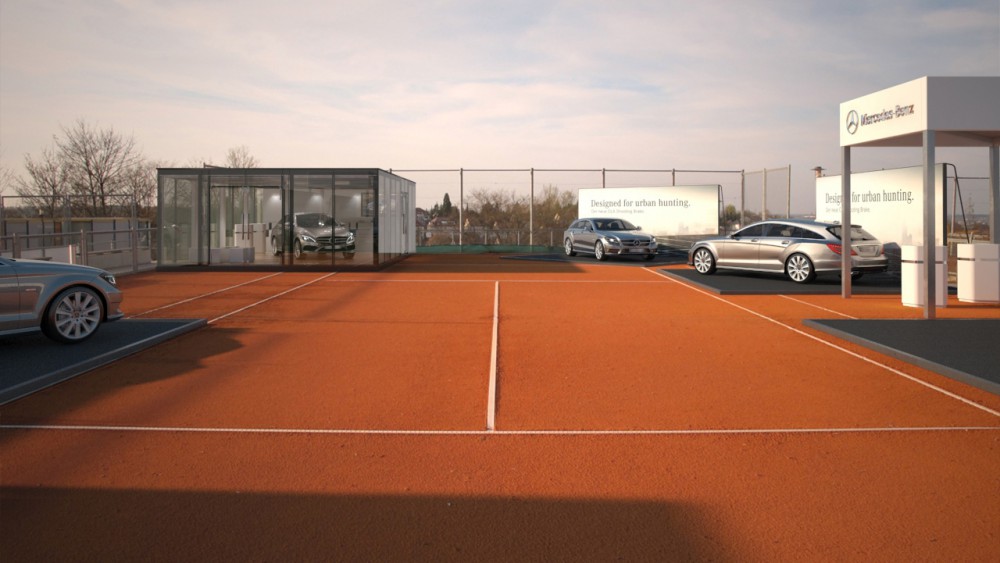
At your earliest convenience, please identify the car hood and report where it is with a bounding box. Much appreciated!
[298,225,348,236]
[599,230,655,240]
[9,258,109,276]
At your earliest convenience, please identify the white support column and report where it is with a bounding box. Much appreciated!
[990,144,999,244]
[923,130,937,319]
[841,146,852,298]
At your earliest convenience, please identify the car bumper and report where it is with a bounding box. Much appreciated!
[105,290,125,322]
[303,242,356,252]
[605,243,658,256]
[814,256,889,273]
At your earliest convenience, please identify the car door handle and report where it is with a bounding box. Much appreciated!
[781,240,791,245]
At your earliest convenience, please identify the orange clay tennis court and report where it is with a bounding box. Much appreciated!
[3,254,999,561]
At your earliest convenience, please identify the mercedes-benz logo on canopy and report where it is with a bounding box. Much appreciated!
[846,110,859,135]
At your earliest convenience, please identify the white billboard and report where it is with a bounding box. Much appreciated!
[577,186,719,237]
[815,165,945,247]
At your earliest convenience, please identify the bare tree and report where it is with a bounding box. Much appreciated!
[16,146,70,217]
[55,120,143,216]
[118,158,163,221]
[224,145,259,168]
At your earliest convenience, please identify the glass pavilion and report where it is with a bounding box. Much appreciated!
[157,168,415,269]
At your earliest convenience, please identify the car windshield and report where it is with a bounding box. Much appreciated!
[594,219,638,231]
[297,214,336,228]
[828,225,877,241]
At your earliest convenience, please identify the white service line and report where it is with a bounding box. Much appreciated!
[648,269,1000,418]
[329,279,663,284]
[779,294,857,319]
[208,272,338,324]
[487,281,500,430]
[128,272,285,318]
[2,424,997,436]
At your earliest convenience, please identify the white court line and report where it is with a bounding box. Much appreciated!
[128,272,285,318]
[648,269,1000,418]
[2,424,997,436]
[487,281,500,431]
[329,279,663,283]
[779,294,857,319]
[208,273,338,324]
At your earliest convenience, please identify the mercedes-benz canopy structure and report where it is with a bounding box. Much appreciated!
[838,76,1000,319]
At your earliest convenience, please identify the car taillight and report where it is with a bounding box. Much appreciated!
[826,243,857,256]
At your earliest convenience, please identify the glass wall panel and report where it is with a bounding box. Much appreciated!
[207,174,252,264]
[334,173,375,266]
[159,174,197,265]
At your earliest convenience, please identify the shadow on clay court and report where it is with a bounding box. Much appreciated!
[1,487,729,562]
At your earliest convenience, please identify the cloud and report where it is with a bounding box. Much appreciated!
[2,0,998,212]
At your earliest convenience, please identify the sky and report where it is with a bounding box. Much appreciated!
[1,0,998,213]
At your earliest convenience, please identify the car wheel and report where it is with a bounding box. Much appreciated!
[692,248,716,274]
[271,237,281,256]
[564,238,577,257]
[785,253,816,283]
[342,252,355,260]
[42,286,104,343]
[851,272,864,281]
[644,252,656,261]
[293,239,303,259]
[594,241,607,261]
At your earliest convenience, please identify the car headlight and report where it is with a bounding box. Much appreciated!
[100,273,117,287]
[604,236,620,244]
[347,232,355,244]
[301,234,316,244]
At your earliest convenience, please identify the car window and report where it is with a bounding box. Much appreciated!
[827,225,876,241]
[762,224,792,237]
[735,224,765,237]
[792,227,824,239]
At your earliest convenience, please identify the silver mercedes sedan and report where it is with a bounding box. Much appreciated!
[0,257,124,343]
[564,218,659,261]
[687,219,888,283]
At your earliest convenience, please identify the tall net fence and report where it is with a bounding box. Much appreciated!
[395,167,786,251]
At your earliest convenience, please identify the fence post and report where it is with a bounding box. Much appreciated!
[13,233,20,258]
[80,229,89,266]
[762,168,768,221]
[132,226,139,274]
[786,164,792,218]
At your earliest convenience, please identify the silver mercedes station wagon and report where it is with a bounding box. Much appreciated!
[0,257,124,343]
[564,218,658,261]
[687,219,888,283]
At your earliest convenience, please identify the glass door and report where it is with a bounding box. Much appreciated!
[208,174,281,266]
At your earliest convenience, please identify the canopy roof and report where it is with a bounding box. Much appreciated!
[840,76,1000,148]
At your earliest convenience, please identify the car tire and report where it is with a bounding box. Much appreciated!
[293,239,303,259]
[564,238,577,257]
[851,272,864,281]
[785,253,816,283]
[644,252,656,261]
[594,241,607,261]
[271,237,281,256]
[692,247,716,274]
[42,286,105,343]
